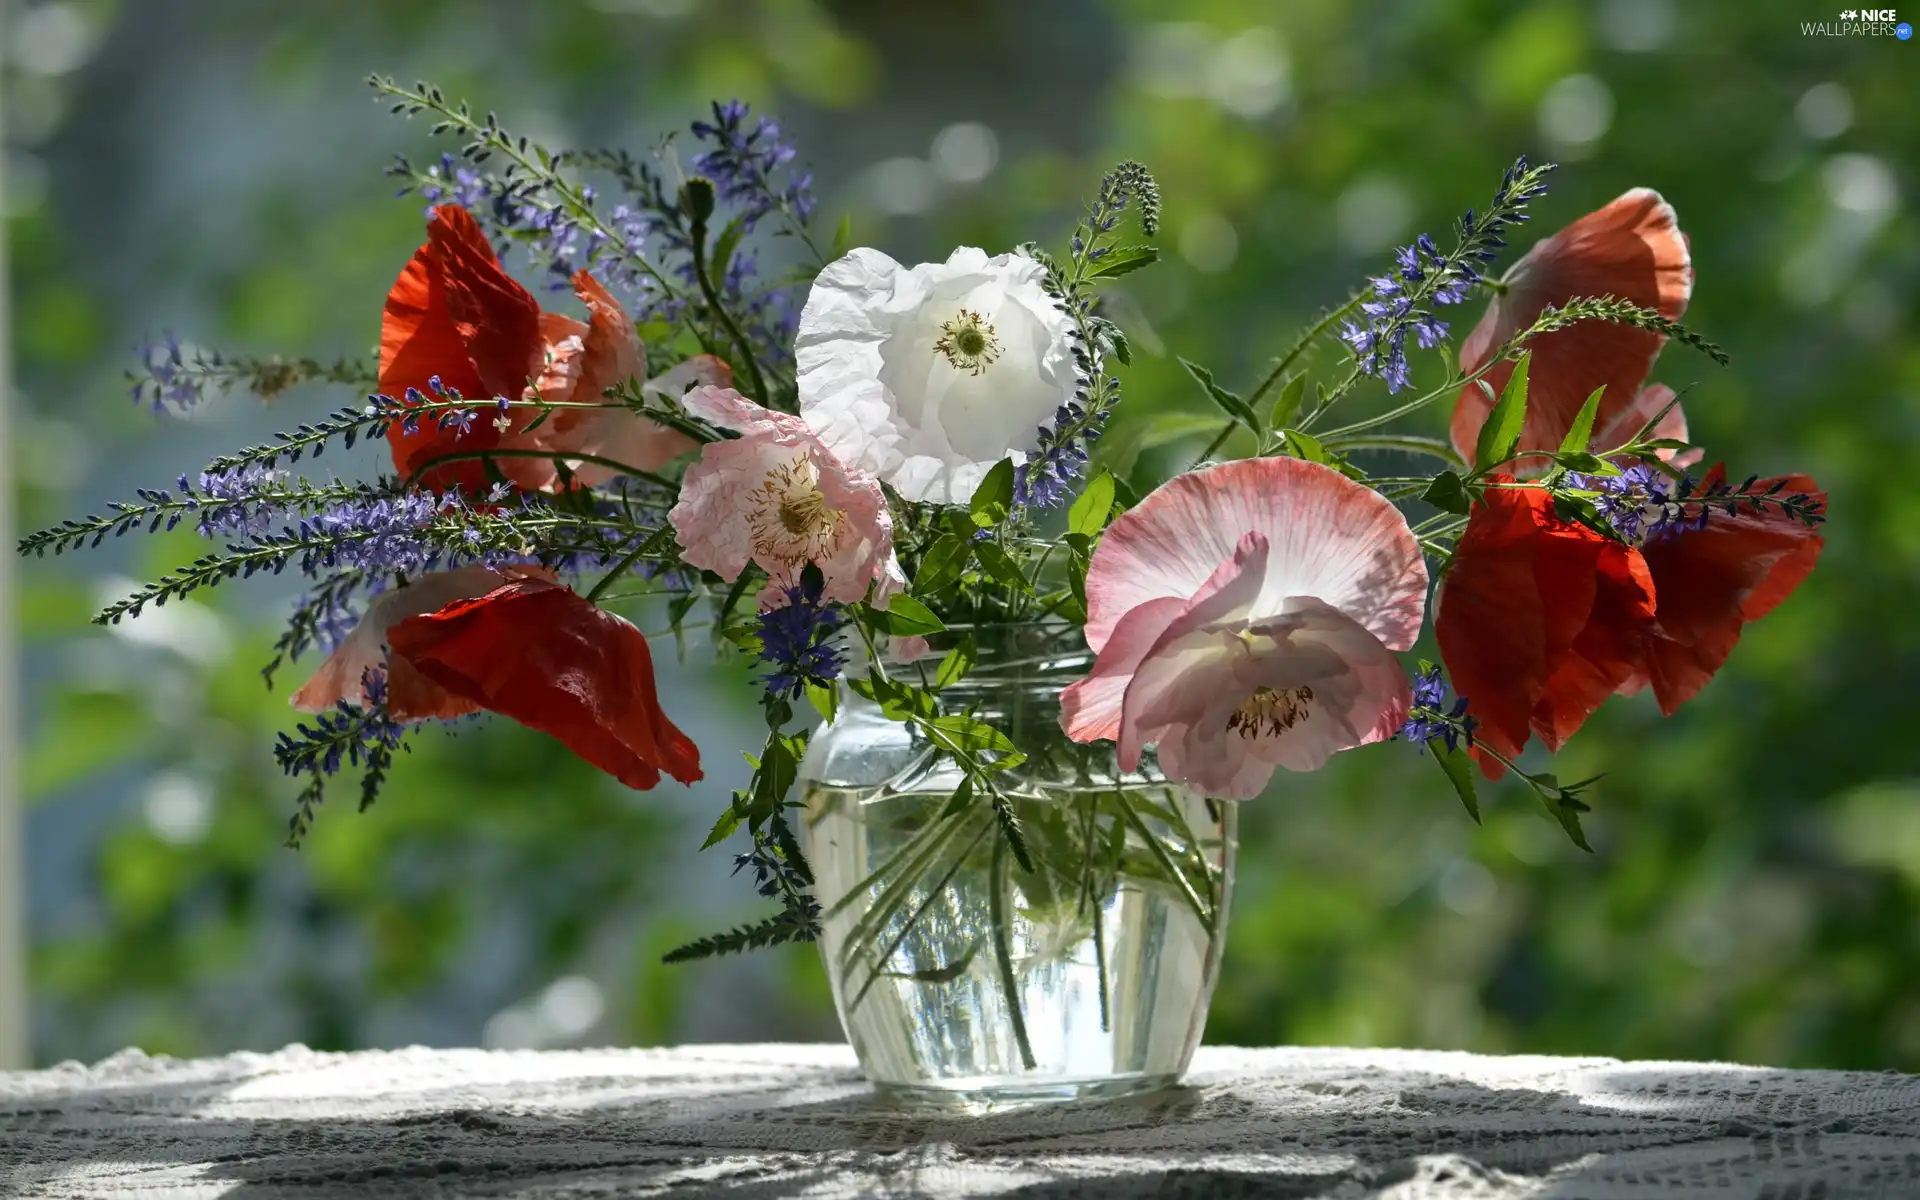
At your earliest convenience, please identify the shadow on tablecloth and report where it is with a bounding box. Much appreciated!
[4,1046,1918,1198]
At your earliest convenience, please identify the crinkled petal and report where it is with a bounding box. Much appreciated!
[1060,595,1190,746]
[797,246,1077,504]
[429,205,544,403]
[1084,456,1427,653]
[382,206,542,494]
[1116,532,1272,772]
[1436,478,1654,778]
[1621,465,1825,714]
[292,567,513,721]
[1451,189,1693,466]
[388,576,701,789]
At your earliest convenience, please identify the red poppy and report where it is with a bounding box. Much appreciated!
[379,205,704,495]
[1450,188,1696,467]
[1617,465,1825,715]
[1435,478,1655,778]
[387,575,702,789]
[381,205,544,494]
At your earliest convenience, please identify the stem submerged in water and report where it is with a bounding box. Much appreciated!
[989,835,1038,1072]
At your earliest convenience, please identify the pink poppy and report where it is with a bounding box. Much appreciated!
[667,385,903,609]
[1061,457,1428,799]
[1449,189,1698,470]
[291,566,550,721]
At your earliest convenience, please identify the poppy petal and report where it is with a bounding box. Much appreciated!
[426,206,543,403]
[388,577,702,789]
[1082,456,1427,654]
[1451,189,1693,465]
[1587,384,1698,467]
[1436,479,1654,777]
[292,567,513,721]
[1623,465,1825,714]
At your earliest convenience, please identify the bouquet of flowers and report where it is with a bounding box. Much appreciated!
[23,80,1826,985]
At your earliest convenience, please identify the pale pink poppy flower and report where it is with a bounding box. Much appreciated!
[292,566,550,721]
[888,635,933,665]
[667,385,903,609]
[1060,457,1428,799]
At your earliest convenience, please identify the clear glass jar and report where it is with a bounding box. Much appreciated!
[798,623,1237,1106]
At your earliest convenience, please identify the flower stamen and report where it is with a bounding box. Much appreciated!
[934,309,1002,376]
[1227,685,1314,739]
[750,454,843,564]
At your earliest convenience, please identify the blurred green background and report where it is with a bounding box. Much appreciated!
[6,0,1917,1070]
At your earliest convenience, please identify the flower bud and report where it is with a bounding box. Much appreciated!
[679,176,717,224]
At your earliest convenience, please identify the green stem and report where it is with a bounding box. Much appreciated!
[583,542,652,603]
[405,447,681,493]
[1322,435,1467,468]
[1293,365,1364,432]
[847,820,991,1014]
[1114,791,1214,937]
[690,220,773,410]
[1250,291,1368,407]
[376,80,685,300]
[989,834,1038,1072]
[1187,292,1369,468]
[1189,423,1237,470]
[821,806,966,924]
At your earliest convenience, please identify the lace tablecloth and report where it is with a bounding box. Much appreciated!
[3,1043,1916,1198]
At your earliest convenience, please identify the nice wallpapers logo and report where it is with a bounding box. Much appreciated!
[1804,7,1913,36]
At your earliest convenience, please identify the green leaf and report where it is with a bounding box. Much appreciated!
[831,212,854,258]
[1180,358,1259,430]
[1626,387,1685,446]
[972,542,1031,591]
[747,734,801,823]
[1552,451,1615,475]
[1107,325,1132,367]
[805,681,839,724]
[1065,532,1093,612]
[928,714,1021,759]
[1279,427,1331,463]
[700,803,743,849]
[1528,772,1595,852]
[709,215,749,290]
[1421,470,1472,515]
[1268,373,1307,432]
[1551,492,1610,535]
[851,669,937,722]
[1474,353,1530,471]
[1067,470,1115,537]
[934,635,977,688]
[1098,410,1222,473]
[1277,429,1362,478]
[1088,245,1159,279]
[1558,385,1607,456]
[969,458,1017,527]
[1433,744,1481,824]
[939,776,977,819]
[913,534,972,594]
[880,594,946,636]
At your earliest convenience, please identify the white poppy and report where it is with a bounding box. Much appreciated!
[796,246,1078,505]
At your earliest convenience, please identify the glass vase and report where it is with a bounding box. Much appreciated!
[798,623,1237,1106]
